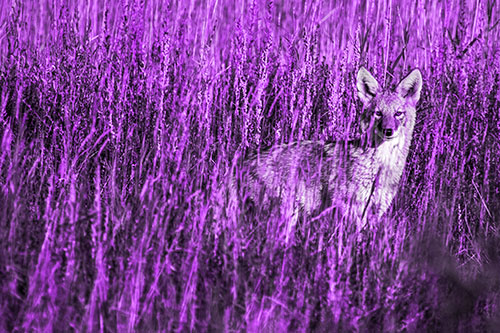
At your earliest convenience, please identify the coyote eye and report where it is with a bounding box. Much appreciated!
[395,111,404,117]
[375,111,383,117]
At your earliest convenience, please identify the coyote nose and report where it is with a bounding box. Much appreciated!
[383,129,393,137]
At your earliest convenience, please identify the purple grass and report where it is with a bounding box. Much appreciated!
[1,0,500,331]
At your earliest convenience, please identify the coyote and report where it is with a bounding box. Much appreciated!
[230,67,422,232]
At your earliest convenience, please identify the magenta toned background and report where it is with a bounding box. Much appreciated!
[0,0,499,331]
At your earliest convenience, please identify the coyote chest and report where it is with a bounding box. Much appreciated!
[341,134,410,220]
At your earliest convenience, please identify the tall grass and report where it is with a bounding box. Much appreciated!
[0,0,499,331]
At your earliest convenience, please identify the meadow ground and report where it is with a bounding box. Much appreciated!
[0,0,500,331]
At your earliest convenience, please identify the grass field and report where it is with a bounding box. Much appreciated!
[1,0,499,331]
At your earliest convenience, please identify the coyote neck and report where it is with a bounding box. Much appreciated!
[340,114,415,219]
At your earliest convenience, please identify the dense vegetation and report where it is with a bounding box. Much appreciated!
[0,0,499,331]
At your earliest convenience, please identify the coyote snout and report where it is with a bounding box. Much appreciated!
[229,67,423,233]
[376,111,401,139]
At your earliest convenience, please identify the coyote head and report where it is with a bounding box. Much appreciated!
[357,67,422,141]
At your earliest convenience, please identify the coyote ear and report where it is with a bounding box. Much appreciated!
[357,67,379,105]
[397,69,422,106]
